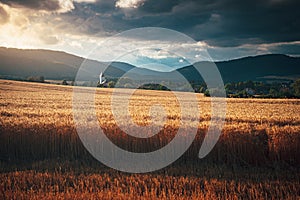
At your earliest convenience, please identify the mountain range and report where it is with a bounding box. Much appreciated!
[0,47,299,83]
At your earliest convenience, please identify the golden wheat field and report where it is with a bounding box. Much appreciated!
[0,79,300,199]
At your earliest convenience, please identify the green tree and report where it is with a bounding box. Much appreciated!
[62,80,68,85]
[199,86,206,93]
[269,88,277,97]
[293,79,300,97]
[204,89,210,97]
[27,76,44,83]
[107,81,115,88]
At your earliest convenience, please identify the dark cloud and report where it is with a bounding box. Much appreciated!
[0,4,9,24]
[90,0,116,13]
[201,0,300,46]
[1,0,73,11]
[132,0,300,47]
[60,2,120,35]
[69,0,296,48]
[98,0,300,47]
[0,0,62,11]
[139,0,181,13]
[65,0,212,36]
[25,0,299,50]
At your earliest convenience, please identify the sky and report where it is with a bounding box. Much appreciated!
[0,0,299,69]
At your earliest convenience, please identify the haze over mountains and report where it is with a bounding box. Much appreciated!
[0,47,299,83]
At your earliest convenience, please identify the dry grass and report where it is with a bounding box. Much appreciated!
[1,170,299,200]
[0,80,300,199]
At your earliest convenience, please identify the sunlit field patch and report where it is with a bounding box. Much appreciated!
[0,80,299,199]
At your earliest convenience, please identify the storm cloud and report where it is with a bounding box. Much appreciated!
[0,0,299,60]
[0,0,74,13]
[53,0,300,48]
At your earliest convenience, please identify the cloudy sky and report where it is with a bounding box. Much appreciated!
[0,0,299,67]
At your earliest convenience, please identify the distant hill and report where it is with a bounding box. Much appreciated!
[219,54,300,82]
[0,47,299,83]
[177,54,300,83]
[0,47,85,80]
[0,47,134,80]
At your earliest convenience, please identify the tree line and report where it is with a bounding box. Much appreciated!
[96,77,300,98]
[22,75,300,98]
